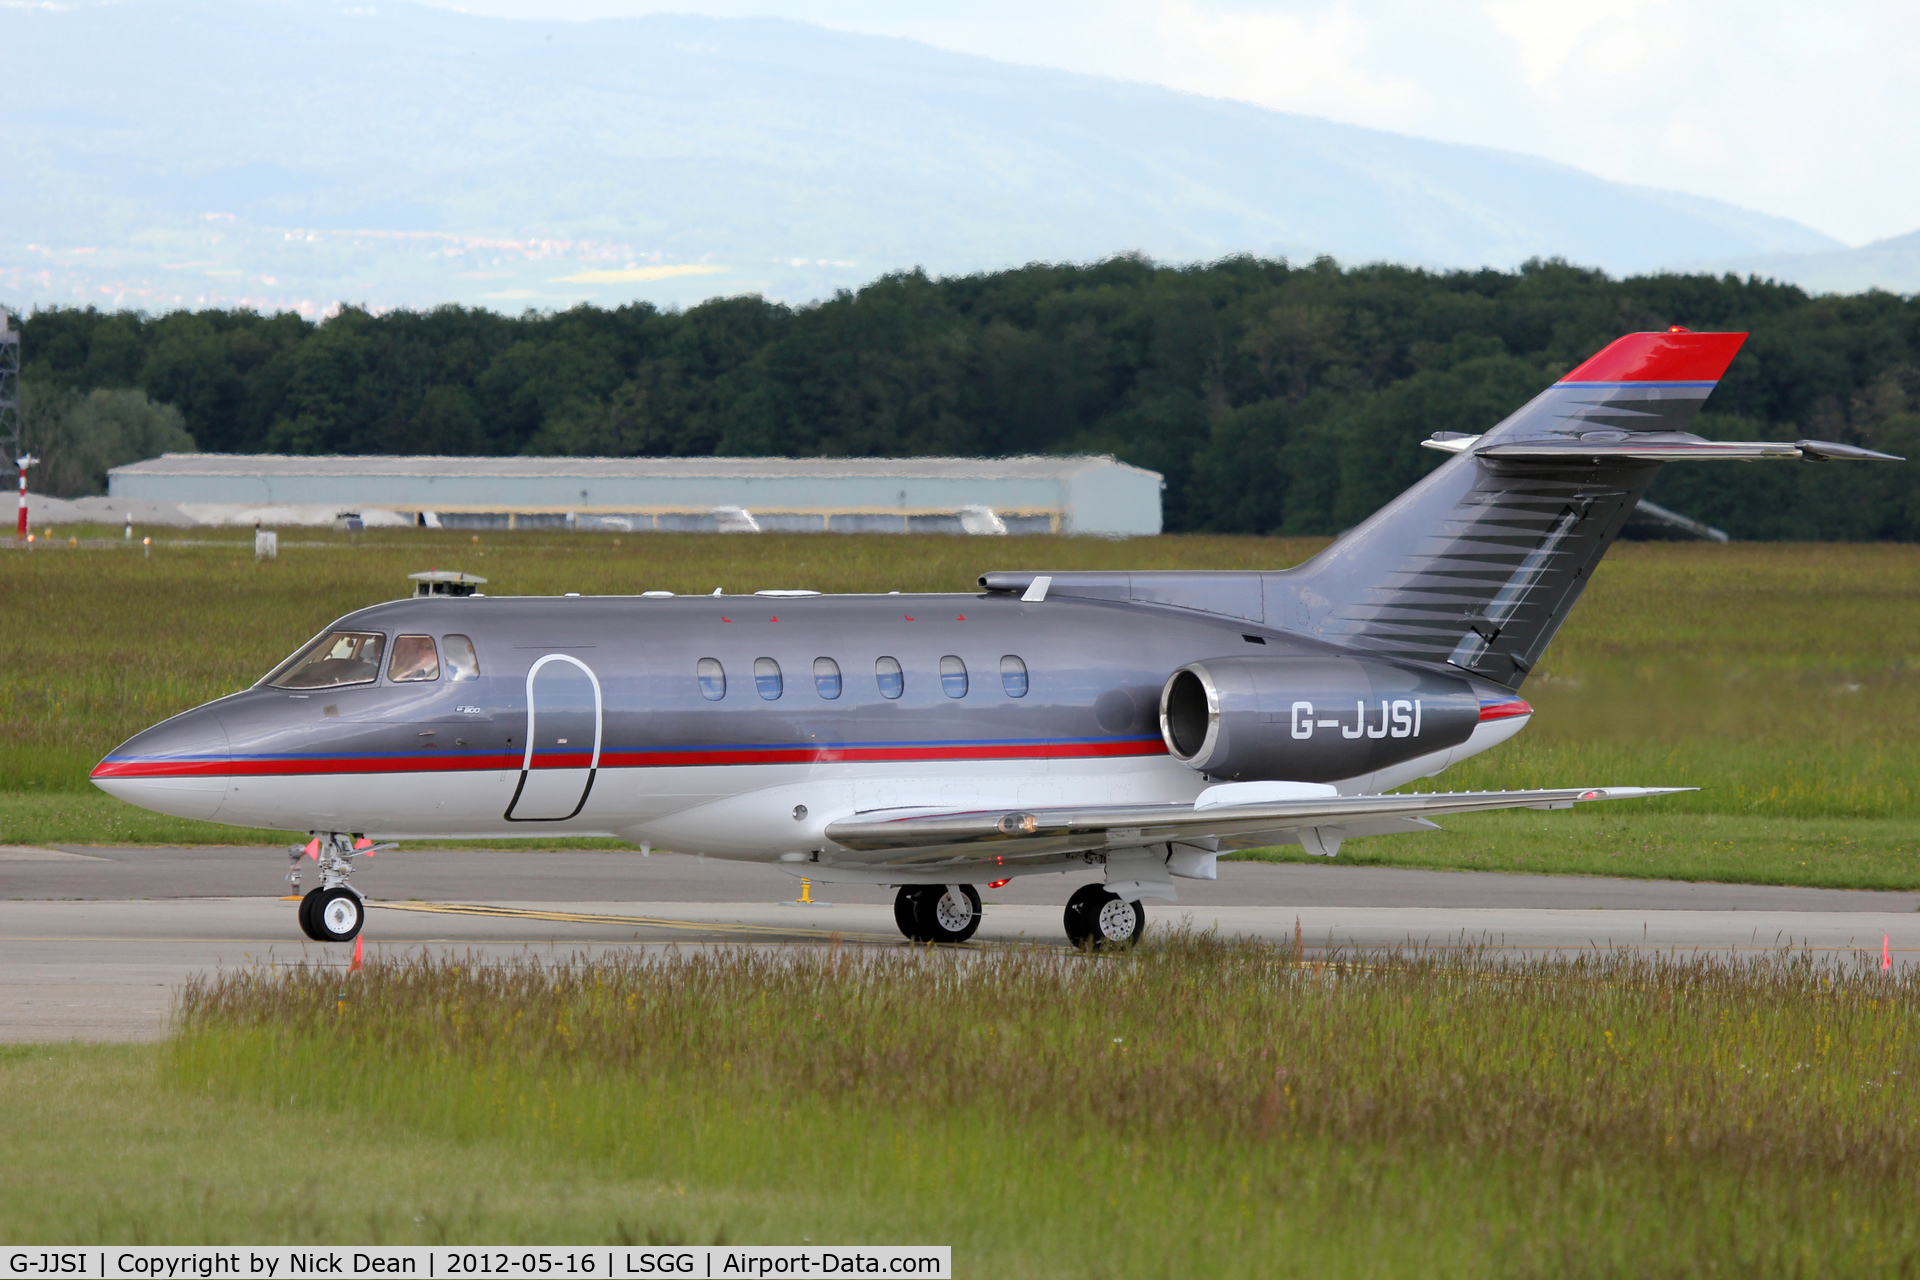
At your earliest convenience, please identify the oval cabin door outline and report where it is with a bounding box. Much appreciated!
[505,654,604,821]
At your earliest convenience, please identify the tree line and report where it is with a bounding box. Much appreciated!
[14,256,1920,538]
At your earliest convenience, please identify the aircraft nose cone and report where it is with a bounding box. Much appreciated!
[91,704,233,821]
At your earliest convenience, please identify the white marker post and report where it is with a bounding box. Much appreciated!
[14,452,34,540]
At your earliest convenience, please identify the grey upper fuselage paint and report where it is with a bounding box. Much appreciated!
[110,591,1511,790]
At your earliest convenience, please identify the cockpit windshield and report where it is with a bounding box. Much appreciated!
[268,631,387,689]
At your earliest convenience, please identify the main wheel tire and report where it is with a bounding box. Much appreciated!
[912,885,982,944]
[311,886,365,942]
[1064,884,1146,951]
[297,887,327,941]
[893,886,927,940]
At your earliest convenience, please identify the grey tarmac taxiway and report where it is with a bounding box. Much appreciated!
[5,843,1917,1042]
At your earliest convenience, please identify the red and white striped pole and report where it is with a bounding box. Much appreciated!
[15,452,34,540]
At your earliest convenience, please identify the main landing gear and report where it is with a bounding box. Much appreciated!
[893,884,983,944]
[290,832,371,943]
[1063,883,1145,951]
[887,881,1148,950]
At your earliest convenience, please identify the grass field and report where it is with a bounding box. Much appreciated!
[10,937,1919,1273]
[2,529,1916,887]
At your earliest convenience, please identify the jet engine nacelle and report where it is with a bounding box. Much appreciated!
[1158,656,1480,783]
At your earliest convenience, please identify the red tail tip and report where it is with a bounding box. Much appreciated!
[1560,331,1745,384]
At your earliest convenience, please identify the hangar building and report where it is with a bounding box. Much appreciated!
[103,454,1164,535]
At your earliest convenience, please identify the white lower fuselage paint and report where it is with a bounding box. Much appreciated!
[95,712,1531,879]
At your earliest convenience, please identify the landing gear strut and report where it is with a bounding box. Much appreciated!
[892,884,983,944]
[293,832,372,942]
[1064,883,1145,950]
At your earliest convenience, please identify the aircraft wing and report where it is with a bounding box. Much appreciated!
[824,786,1690,861]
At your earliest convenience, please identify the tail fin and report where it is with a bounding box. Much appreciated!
[980,330,1897,688]
[1267,335,1751,687]
[1268,329,1898,689]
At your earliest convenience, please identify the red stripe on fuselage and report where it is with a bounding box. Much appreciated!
[91,738,1170,779]
[1478,699,1533,722]
[90,752,523,779]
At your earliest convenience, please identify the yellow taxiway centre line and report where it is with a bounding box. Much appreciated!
[369,899,903,944]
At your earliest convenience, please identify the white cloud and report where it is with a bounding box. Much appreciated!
[1482,0,1658,90]
[1118,1,1425,119]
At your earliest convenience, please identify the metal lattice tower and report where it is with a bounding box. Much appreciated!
[0,308,18,471]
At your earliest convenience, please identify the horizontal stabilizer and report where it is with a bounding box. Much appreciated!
[825,785,1692,857]
[1423,432,1904,462]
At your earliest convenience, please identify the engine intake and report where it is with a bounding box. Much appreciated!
[1159,656,1479,782]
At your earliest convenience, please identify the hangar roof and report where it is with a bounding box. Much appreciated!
[111,454,1137,480]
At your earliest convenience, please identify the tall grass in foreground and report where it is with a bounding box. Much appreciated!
[171,936,1920,1274]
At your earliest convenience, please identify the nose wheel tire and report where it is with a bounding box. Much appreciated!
[1064,884,1145,950]
[303,886,365,943]
[892,885,982,944]
[297,887,326,940]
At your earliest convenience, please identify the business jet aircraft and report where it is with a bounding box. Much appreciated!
[92,330,1897,948]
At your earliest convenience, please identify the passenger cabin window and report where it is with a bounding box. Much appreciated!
[442,634,481,681]
[697,657,726,700]
[270,631,387,689]
[388,635,440,682]
[755,657,783,700]
[1000,655,1029,698]
[875,656,904,699]
[814,657,842,699]
[939,655,968,698]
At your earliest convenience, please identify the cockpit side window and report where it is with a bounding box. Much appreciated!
[389,635,441,682]
[441,634,481,681]
[269,631,387,689]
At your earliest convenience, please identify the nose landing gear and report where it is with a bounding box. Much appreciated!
[300,885,365,942]
[292,833,386,942]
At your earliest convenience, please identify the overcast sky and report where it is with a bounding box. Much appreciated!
[431,0,1920,248]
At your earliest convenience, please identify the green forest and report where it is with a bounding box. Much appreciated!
[14,256,1920,538]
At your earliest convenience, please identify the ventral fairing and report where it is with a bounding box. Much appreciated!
[93,330,1900,948]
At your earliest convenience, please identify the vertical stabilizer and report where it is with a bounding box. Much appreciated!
[1266,331,1747,689]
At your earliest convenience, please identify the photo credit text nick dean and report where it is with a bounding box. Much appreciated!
[6,1251,949,1280]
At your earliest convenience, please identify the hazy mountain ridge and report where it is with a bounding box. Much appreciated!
[1694,230,1920,297]
[0,0,1861,316]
